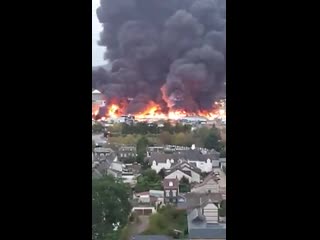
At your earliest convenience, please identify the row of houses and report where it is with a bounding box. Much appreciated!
[130,157,226,240]
[147,144,218,155]
[92,150,141,186]
[93,144,137,160]
[92,142,226,240]
[131,186,226,240]
[148,148,223,173]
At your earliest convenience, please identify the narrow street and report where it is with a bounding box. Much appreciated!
[135,215,150,234]
[127,215,150,239]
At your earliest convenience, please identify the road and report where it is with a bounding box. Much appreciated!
[127,215,150,239]
[136,215,150,234]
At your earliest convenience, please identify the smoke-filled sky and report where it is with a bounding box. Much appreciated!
[93,0,225,114]
[92,0,106,66]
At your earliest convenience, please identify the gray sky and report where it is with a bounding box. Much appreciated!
[92,0,106,67]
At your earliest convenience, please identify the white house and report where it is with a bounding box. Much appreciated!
[131,206,156,215]
[212,159,220,168]
[149,190,164,200]
[191,173,221,194]
[219,158,226,169]
[188,158,213,172]
[149,152,176,173]
[164,161,201,183]
[203,200,219,224]
[187,198,226,239]
[179,163,201,182]
[149,150,218,173]
[133,192,151,203]
[122,173,137,186]
[165,169,193,182]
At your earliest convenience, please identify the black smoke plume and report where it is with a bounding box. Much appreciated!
[93,0,226,113]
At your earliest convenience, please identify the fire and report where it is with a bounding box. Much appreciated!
[108,104,120,118]
[93,102,225,121]
[134,102,167,120]
[93,94,226,121]
[92,104,100,119]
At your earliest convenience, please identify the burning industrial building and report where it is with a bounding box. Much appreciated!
[92,0,226,121]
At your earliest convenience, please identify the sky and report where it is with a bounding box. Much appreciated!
[92,0,106,67]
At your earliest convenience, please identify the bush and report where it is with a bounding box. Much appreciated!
[92,123,104,133]
[129,214,134,222]
[219,200,226,217]
[123,157,136,164]
[143,206,188,238]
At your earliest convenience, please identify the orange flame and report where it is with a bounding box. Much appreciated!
[108,104,120,118]
[92,104,100,119]
[133,102,165,120]
[93,97,225,121]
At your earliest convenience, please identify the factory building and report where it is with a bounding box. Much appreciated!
[92,89,106,107]
[180,116,208,124]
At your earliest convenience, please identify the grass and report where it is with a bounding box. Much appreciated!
[108,134,160,145]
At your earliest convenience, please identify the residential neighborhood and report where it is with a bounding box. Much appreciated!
[92,126,226,239]
[92,0,226,238]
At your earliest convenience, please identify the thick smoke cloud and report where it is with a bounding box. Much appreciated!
[93,0,226,113]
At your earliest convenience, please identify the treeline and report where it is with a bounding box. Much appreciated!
[108,123,225,155]
[158,131,194,146]
[194,126,226,153]
[110,122,191,135]
[159,125,226,153]
[92,122,104,133]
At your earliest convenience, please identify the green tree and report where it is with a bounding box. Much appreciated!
[135,169,162,192]
[123,156,136,164]
[172,132,193,146]
[158,168,166,179]
[220,147,226,158]
[123,134,137,145]
[163,121,173,133]
[179,176,190,193]
[109,123,123,134]
[122,123,133,135]
[140,160,150,171]
[92,123,104,133]
[174,123,184,133]
[92,175,132,240]
[136,136,149,164]
[219,200,226,217]
[136,153,144,164]
[159,131,173,145]
[203,126,223,151]
[194,127,210,140]
[180,176,189,185]
[143,205,188,238]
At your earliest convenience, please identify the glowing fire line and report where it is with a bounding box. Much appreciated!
[92,101,225,121]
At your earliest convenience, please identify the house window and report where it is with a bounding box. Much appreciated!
[165,190,170,196]
[172,190,176,196]
[124,153,127,157]
[120,154,123,157]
